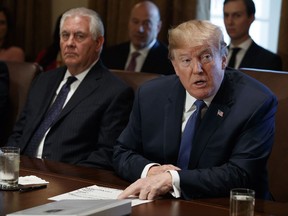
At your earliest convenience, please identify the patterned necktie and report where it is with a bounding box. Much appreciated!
[177,100,206,169]
[25,76,77,156]
[228,48,241,68]
[126,52,140,71]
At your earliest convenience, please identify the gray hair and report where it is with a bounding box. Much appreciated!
[60,7,104,40]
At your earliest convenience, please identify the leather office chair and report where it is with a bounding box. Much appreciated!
[110,69,161,92]
[240,68,288,202]
[1,61,42,146]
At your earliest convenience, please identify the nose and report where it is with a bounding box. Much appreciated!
[66,35,76,47]
[136,24,144,33]
[192,60,203,74]
[225,15,233,25]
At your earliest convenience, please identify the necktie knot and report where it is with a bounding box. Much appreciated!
[65,76,77,86]
[228,47,241,68]
[194,100,206,111]
[126,52,140,71]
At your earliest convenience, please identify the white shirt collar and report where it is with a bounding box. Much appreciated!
[184,91,214,113]
[129,39,157,56]
[64,60,97,82]
[230,38,252,52]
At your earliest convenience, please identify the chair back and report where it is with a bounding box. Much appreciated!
[1,61,42,145]
[240,68,288,202]
[111,69,161,92]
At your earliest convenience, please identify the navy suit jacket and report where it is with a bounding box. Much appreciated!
[113,69,277,199]
[238,41,283,70]
[101,41,175,75]
[7,61,134,169]
[0,61,9,141]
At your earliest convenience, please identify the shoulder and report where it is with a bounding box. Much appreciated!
[249,42,280,59]
[0,46,25,62]
[225,69,275,98]
[139,74,181,94]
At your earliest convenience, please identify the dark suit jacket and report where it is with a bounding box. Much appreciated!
[238,41,283,70]
[7,61,134,169]
[113,69,277,199]
[101,41,175,75]
[0,61,9,141]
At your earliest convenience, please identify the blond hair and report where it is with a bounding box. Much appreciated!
[168,20,227,59]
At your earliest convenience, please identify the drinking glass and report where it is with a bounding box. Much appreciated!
[0,147,20,190]
[230,188,255,216]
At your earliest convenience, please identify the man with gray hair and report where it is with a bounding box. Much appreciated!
[6,7,134,169]
[102,1,174,75]
[113,20,276,200]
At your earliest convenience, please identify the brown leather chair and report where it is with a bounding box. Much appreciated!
[1,61,42,146]
[110,69,161,92]
[240,68,288,202]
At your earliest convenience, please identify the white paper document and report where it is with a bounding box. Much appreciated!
[49,185,152,206]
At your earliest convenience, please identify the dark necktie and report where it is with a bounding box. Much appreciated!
[177,100,206,169]
[25,76,77,156]
[126,52,140,71]
[228,48,241,68]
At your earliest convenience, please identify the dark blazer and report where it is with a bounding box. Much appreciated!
[113,69,277,199]
[7,61,134,169]
[238,41,283,70]
[101,41,175,75]
[0,61,9,141]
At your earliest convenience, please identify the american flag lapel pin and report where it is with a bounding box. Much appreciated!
[217,109,224,117]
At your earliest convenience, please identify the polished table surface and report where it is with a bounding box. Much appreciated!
[1,156,288,216]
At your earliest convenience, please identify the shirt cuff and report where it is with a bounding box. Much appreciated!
[167,170,181,198]
[141,163,160,178]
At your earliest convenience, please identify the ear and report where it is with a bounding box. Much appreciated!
[157,20,162,34]
[95,36,104,52]
[222,55,227,69]
[248,14,255,26]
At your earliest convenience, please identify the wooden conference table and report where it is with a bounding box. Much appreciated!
[1,156,288,216]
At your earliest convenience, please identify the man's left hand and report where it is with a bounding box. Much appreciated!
[117,172,173,200]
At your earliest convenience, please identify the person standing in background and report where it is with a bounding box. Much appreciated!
[101,1,174,75]
[0,6,25,62]
[223,0,282,70]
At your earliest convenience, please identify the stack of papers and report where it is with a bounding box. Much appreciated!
[49,185,152,207]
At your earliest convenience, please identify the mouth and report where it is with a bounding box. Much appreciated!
[64,52,77,57]
[193,80,207,88]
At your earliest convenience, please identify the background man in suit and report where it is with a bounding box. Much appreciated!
[223,0,282,70]
[0,61,9,143]
[6,7,134,169]
[101,1,174,75]
[113,20,277,200]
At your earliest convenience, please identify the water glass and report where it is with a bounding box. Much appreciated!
[230,188,255,216]
[0,147,20,190]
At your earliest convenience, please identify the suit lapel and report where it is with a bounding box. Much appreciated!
[163,78,186,164]
[189,74,234,168]
[51,62,103,126]
[23,68,66,147]
[239,41,258,68]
